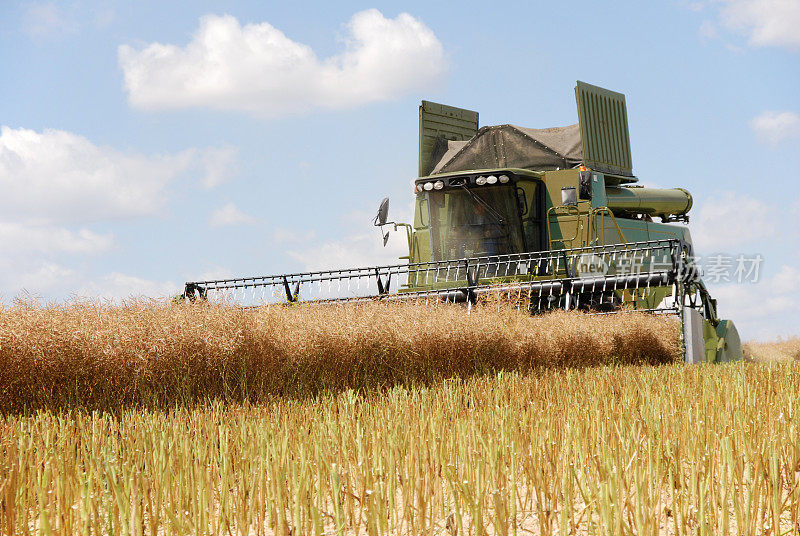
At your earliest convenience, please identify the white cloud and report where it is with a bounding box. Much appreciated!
[22,2,79,39]
[118,9,447,116]
[710,265,800,340]
[209,202,256,227]
[22,3,116,40]
[0,126,236,224]
[710,0,800,50]
[0,126,238,303]
[200,145,238,188]
[191,266,234,281]
[272,228,316,244]
[699,19,719,39]
[77,272,181,301]
[287,229,410,270]
[93,8,115,29]
[750,110,800,145]
[690,192,774,252]
[2,262,75,299]
[286,203,413,270]
[0,261,180,303]
[685,1,707,11]
[770,264,800,293]
[0,223,113,255]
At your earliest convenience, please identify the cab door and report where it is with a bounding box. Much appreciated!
[518,179,544,252]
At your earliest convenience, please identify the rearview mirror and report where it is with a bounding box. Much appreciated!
[374,197,389,227]
[579,170,593,200]
[561,187,577,207]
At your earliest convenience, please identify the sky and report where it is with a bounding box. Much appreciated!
[1,0,798,340]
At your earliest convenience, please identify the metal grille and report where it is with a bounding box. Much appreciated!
[419,100,479,176]
[184,239,687,314]
[575,81,633,177]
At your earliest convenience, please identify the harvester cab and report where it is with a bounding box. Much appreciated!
[393,82,694,264]
[185,82,743,364]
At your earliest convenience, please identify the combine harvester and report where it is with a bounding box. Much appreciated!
[183,82,742,364]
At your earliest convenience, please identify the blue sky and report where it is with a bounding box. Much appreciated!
[1,0,798,339]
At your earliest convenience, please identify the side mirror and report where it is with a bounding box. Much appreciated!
[373,197,391,247]
[579,170,593,200]
[561,187,577,207]
[374,197,389,227]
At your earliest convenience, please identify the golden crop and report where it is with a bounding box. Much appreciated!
[0,300,678,412]
[2,301,798,535]
[745,337,800,363]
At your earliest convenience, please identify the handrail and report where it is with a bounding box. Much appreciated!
[590,206,626,246]
[546,205,584,250]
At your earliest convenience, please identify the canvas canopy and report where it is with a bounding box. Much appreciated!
[430,124,583,175]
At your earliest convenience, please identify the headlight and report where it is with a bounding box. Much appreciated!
[475,176,487,185]
[423,182,434,191]
[486,175,498,185]
[433,180,444,190]
[499,174,510,183]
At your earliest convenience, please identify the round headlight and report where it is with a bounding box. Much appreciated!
[486,175,498,185]
[433,180,444,190]
[423,182,434,191]
[499,174,510,184]
[475,176,487,186]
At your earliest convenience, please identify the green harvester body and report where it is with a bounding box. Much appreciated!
[402,81,742,363]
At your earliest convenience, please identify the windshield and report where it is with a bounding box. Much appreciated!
[428,185,525,261]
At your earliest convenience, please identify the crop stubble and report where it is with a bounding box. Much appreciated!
[2,300,797,535]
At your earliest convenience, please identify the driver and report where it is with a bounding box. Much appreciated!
[468,199,504,256]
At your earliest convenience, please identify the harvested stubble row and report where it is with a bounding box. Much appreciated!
[0,300,679,412]
[1,364,799,535]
